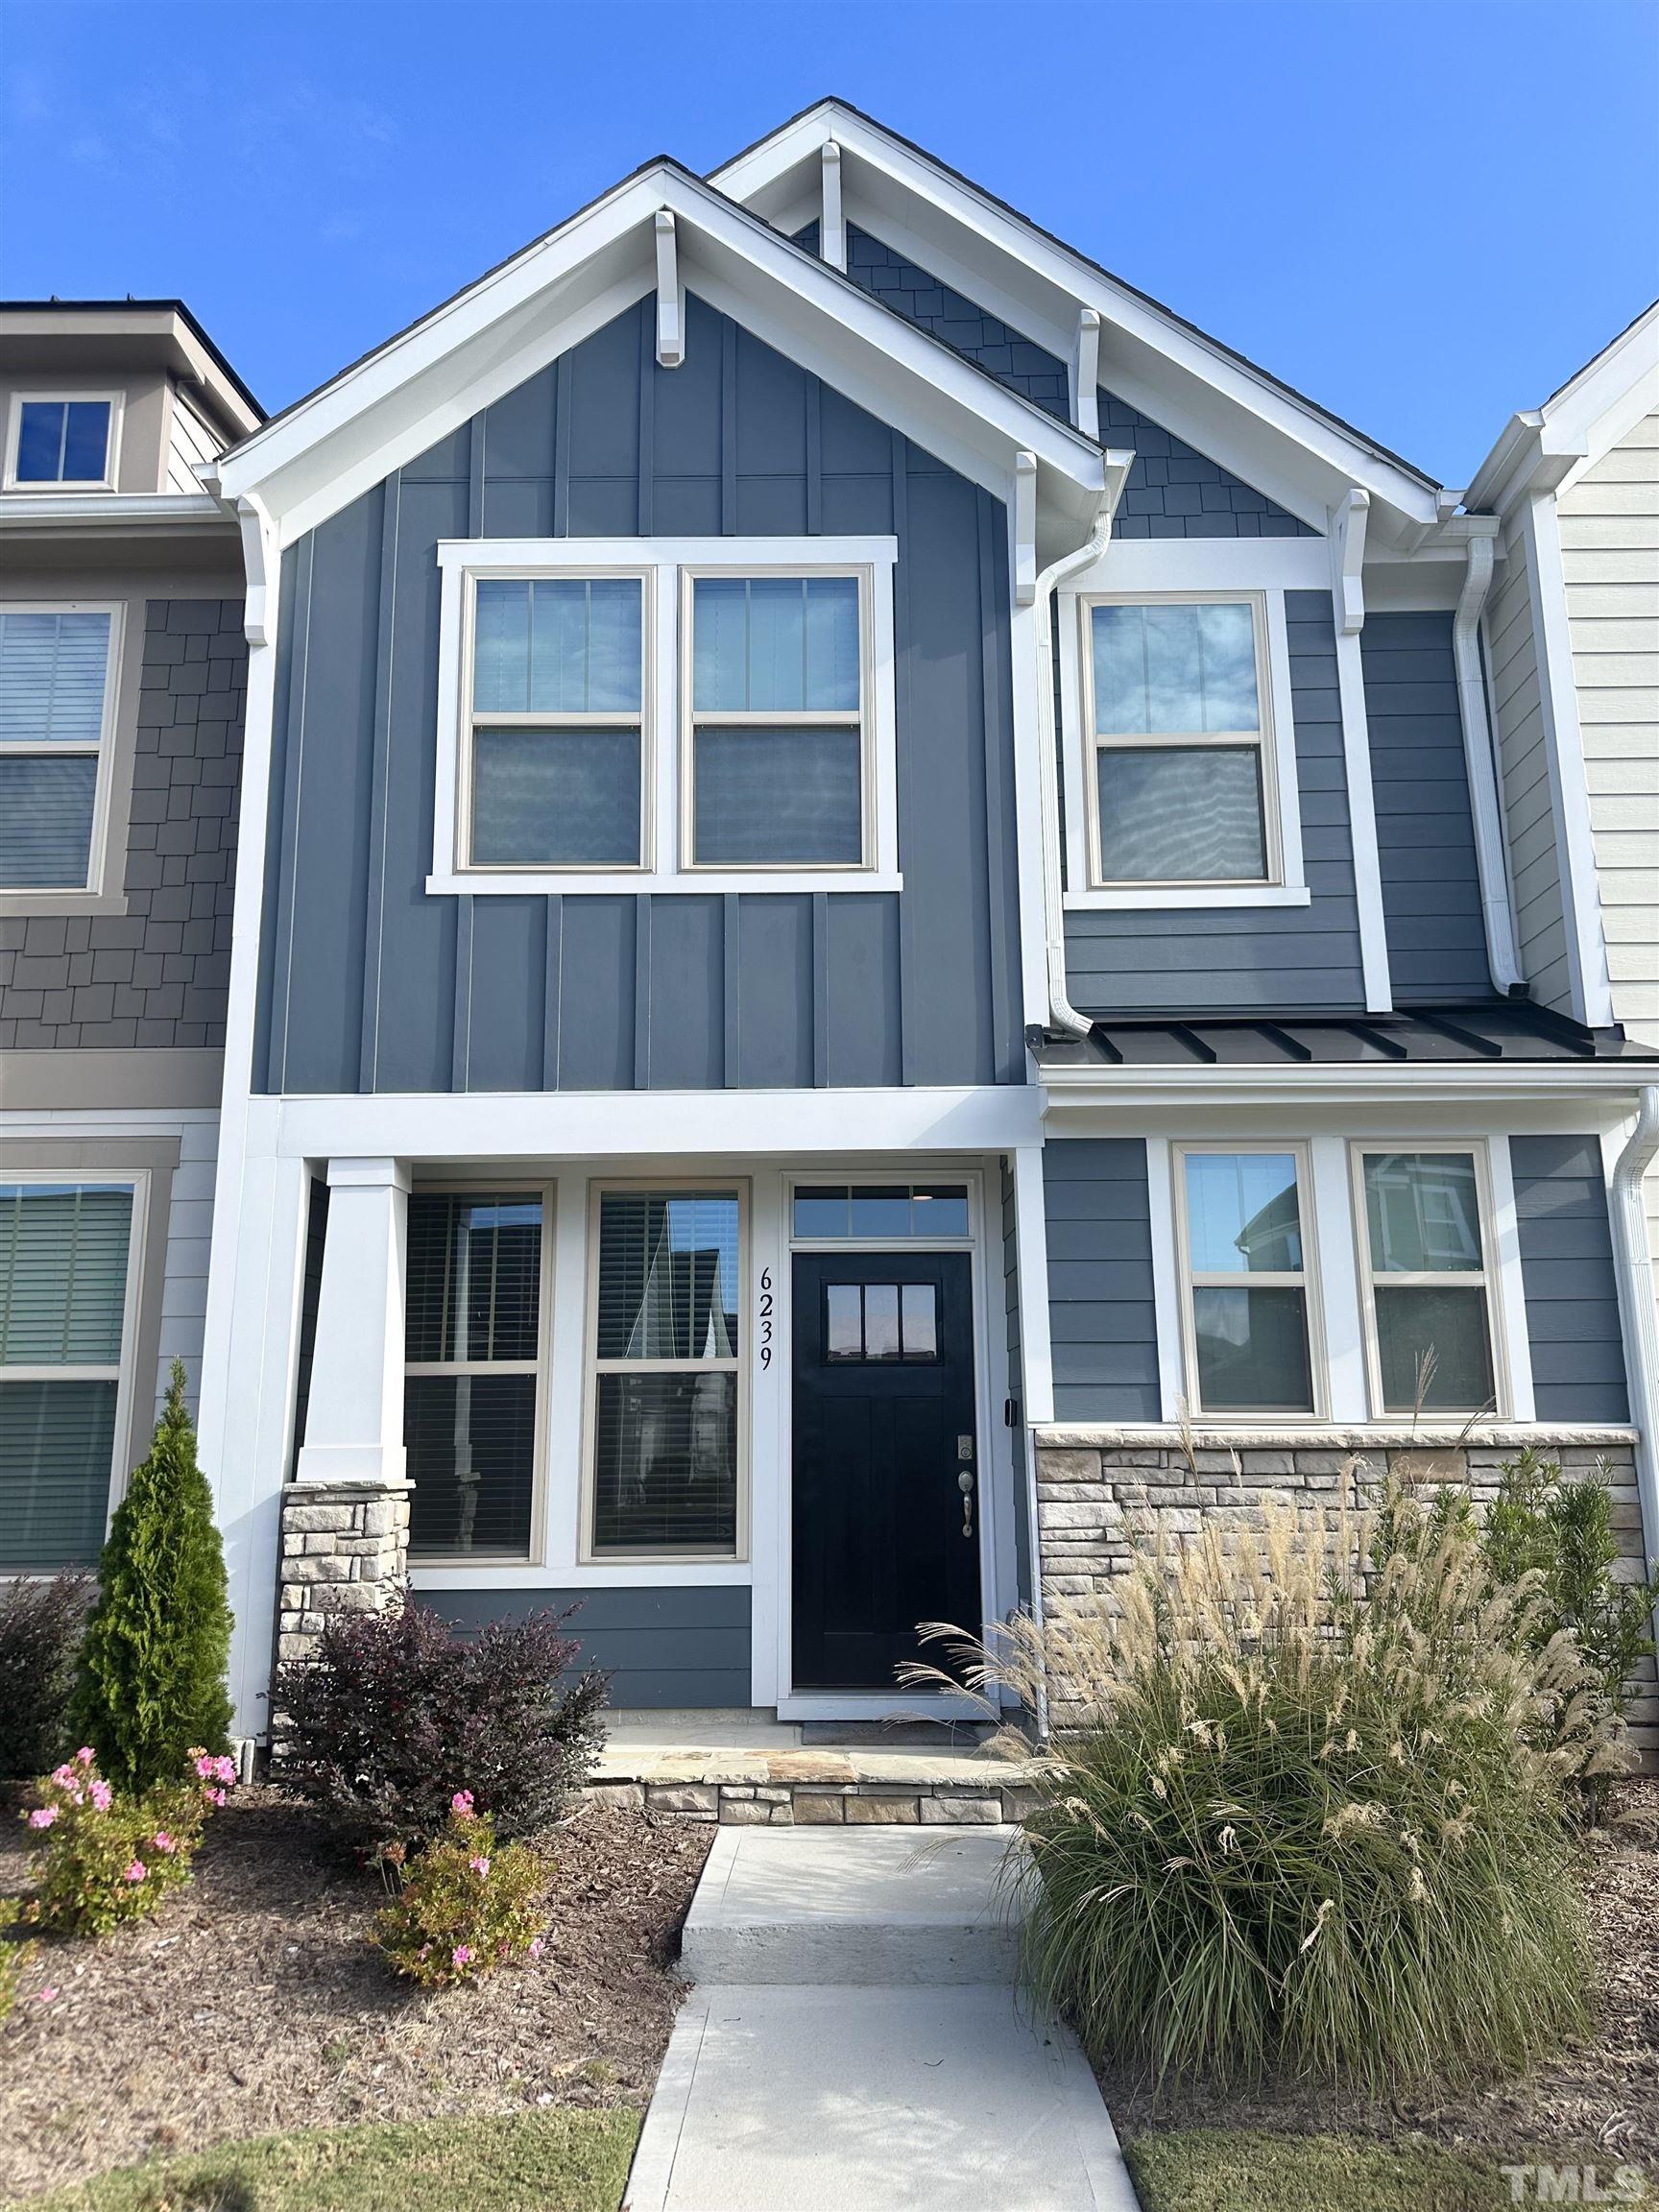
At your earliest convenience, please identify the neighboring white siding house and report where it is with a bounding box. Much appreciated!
[1486,512,1574,1009]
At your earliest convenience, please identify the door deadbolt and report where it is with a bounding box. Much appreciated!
[957,1435,974,1461]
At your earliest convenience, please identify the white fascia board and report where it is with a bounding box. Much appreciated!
[1466,314,1659,516]
[271,1084,1044,1164]
[0,492,230,532]
[1039,1064,1655,1110]
[712,105,1444,538]
[215,165,1103,549]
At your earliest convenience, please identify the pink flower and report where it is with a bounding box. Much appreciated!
[36,1987,58,2005]
[450,1791,474,1818]
[123,1860,147,1884]
[468,1855,491,1879]
[451,1944,474,1968]
[89,1780,113,1812]
[194,1755,216,1780]
[28,1807,57,1830]
[51,1764,76,1788]
[76,1747,94,1765]
[528,1936,544,1960]
[152,1832,177,1854]
[213,1755,236,1785]
[204,1787,227,1808]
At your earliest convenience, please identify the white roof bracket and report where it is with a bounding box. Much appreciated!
[820,141,846,272]
[1014,451,1038,605]
[1071,308,1100,442]
[655,210,684,369]
[1331,486,1369,634]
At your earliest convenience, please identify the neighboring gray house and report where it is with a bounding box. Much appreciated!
[6,108,1654,1766]
[0,302,261,1573]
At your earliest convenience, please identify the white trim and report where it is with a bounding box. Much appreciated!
[1070,309,1100,442]
[0,492,228,532]
[1011,1143,1055,1426]
[3,390,124,493]
[0,598,126,903]
[1606,1093,1659,1575]
[1170,1141,1325,1421]
[1061,535,1334,594]
[430,536,902,896]
[653,211,684,369]
[1450,530,1524,996]
[1059,587,1307,908]
[820,141,846,272]
[1041,1062,1653,1108]
[1332,622,1391,1012]
[1142,1135,1184,1422]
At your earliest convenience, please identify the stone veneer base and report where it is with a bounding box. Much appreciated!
[275,1479,413,1667]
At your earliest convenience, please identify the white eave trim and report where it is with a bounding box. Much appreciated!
[0,492,231,532]
[1467,303,1659,514]
[1039,1061,1656,1107]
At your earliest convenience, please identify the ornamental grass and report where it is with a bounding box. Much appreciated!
[906,1479,1620,2093]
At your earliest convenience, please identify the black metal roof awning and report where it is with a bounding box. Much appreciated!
[1034,1002,1659,1073]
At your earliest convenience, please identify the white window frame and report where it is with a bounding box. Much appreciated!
[1348,1141,1509,1421]
[401,1181,555,1569]
[0,599,126,898]
[579,1178,749,1566]
[3,392,124,492]
[1171,1141,1326,1422]
[1059,582,1307,911]
[431,538,901,896]
[0,1171,147,1575]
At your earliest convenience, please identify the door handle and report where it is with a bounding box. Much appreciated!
[957,1468,974,1540]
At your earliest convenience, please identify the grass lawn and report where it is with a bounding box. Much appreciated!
[18,2109,640,2212]
[1126,2129,1513,2212]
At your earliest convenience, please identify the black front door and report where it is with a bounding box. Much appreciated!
[791,1250,981,1691]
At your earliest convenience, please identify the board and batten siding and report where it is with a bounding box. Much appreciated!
[1557,406,1659,1283]
[424,1585,752,1709]
[1063,588,1365,1016]
[252,294,1022,1096]
[1509,1134,1630,1424]
[1484,516,1574,1014]
[1043,1139,1161,1422]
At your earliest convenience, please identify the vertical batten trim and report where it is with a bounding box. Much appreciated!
[266,534,314,1094]
[812,891,830,1087]
[637,306,655,537]
[542,894,563,1092]
[358,475,400,1094]
[976,490,1013,1083]
[635,893,652,1087]
[467,414,485,538]
[889,429,915,1084]
[551,357,569,538]
[1331,613,1392,1013]
[451,895,474,1091]
[720,322,738,534]
[722,893,741,1087]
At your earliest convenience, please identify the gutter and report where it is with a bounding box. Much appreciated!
[1449,524,1526,994]
[1611,1088,1659,1579]
[0,492,232,531]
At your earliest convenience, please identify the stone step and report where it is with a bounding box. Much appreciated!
[680,1823,1025,1986]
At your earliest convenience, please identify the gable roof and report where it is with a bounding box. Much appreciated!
[710,97,1447,542]
[212,154,1111,549]
[1466,298,1659,513]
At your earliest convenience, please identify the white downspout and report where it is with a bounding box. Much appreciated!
[1611,1088,1659,1581]
[1034,496,1116,1038]
[1453,531,1526,995]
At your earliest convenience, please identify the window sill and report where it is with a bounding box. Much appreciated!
[1063,883,1311,913]
[426,870,903,899]
[408,1559,752,1588]
[0,888,127,920]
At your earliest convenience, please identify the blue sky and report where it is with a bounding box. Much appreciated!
[3,0,1655,486]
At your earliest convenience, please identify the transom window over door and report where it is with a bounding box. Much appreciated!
[0,1182,135,1571]
[465,575,646,869]
[0,608,118,892]
[588,1189,742,1559]
[1355,1150,1499,1415]
[687,573,868,868]
[1176,1147,1317,1415]
[1085,594,1278,887]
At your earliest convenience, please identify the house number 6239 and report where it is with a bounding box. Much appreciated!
[758,1267,774,1368]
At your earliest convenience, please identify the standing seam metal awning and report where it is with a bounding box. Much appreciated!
[1033,1002,1659,1072]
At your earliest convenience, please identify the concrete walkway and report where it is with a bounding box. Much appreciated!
[624,1826,1141,2212]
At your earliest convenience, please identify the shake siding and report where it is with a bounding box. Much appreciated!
[1557,406,1659,1281]
[1485,515,1573,1012]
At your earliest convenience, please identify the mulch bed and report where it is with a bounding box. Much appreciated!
[0,1788,711,2203]
[1100,1776,1659,2175]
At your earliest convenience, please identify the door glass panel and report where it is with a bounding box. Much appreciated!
[900,1284,937,1361]
[862,1284,900,1360]
[826,1284,863,1360]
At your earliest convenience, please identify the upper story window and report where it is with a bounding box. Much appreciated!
[1353,1148,1499,1417]
[432,538,900,898]
[466,576,647,871]
[0,606,121,893]
[1086,594,1278,888]
[5,396,120,490]
[686,573,867,869]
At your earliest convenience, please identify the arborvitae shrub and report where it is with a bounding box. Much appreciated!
[71,1359,233,1792]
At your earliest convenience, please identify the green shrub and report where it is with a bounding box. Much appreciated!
[912,1483,1603,2092]
[71,1360,233,1794]
[20,1744,233,1938]
[0,1895,41,2021]
[373,1796,548,1986]
[0,1571,91,1780]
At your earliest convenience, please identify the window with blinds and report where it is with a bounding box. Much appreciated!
[0,608,116,891]
[0,1182,134,1571]
[403,1191,544,1558]
[589,1189,741,1557]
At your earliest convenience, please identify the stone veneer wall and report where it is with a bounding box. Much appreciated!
[275,1480,412,1668]
[1033,1429,1656,1761]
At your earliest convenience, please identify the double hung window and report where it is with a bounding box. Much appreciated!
[1176,1147,1317,1415]
[0,607,119,891]
[404,1191,545,1558]
[588,1189,742,1559]
[1355,1150,1498,1415]
[0,1182,135,1571]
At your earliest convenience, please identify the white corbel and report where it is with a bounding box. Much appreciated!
[820,140,846,272]
[1071,307,1100,442]
[235,492,276,647]
[1331,486,1369,634]
[654,211,684,369]
[1014,451,1038,606]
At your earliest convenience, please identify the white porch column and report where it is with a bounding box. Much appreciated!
[295,1157,412,1487]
